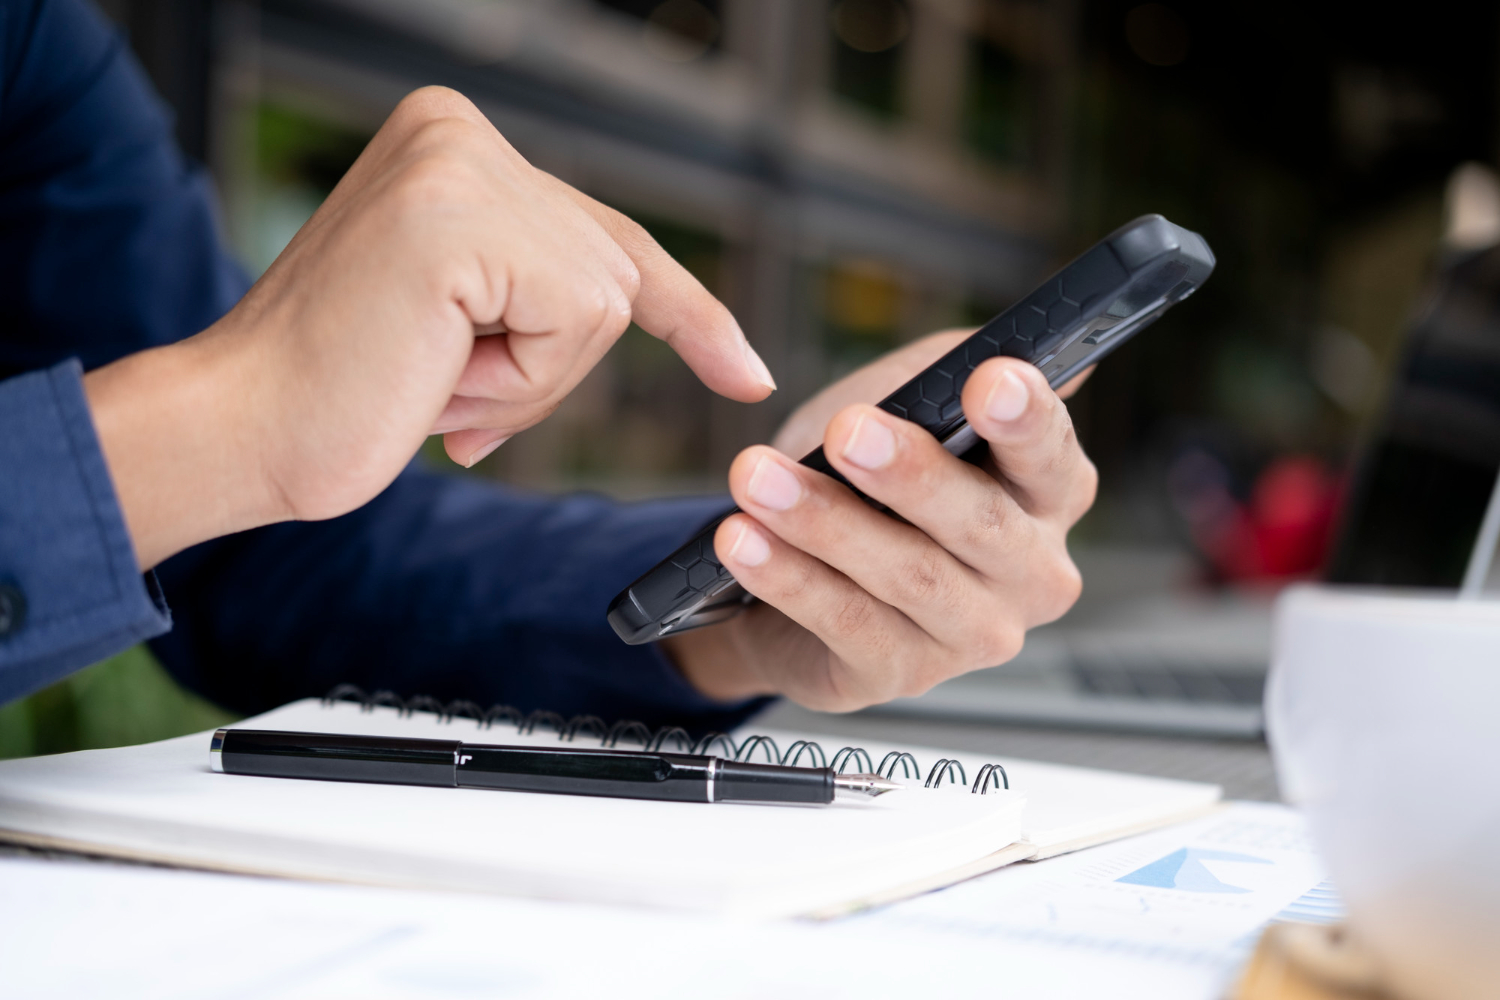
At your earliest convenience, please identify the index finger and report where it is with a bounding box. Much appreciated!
[542,176,776,403]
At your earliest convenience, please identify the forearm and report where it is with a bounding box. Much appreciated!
[82,335,285,570]
[150,469,771,729]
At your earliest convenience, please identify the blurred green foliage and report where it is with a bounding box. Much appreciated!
[964,37,1028,165]
[256,102,369,190]
[0,646,238,761]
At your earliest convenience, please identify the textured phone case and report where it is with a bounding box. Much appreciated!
[608,215,1215,644]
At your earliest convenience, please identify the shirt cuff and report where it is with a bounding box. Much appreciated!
[0,359,171,703]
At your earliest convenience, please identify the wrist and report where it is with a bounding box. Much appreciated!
[660,613,775,702]
[83,333,286,570]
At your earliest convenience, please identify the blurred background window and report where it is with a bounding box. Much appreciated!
[829,0,911,119]
[14,0,1494,754]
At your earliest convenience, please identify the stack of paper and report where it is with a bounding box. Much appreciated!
[0,698,1218,916]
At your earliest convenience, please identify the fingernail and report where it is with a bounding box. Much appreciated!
[746,454,801,511]
[985,370,1030,423]
[841,413,896,470]
[726,521,771,567]
[465,436,509,468]
[743,338,777,391]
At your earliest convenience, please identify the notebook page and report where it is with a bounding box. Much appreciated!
[0,700,1024,917]
[222,700,1217,858]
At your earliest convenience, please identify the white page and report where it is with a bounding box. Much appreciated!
[0,700,1023,917]
[0,857,1243,1000]
[853,801,1333,995]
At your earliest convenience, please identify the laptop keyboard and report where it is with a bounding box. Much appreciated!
[1070,663,1266,705]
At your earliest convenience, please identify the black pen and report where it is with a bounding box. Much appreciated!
[209,729,903,804]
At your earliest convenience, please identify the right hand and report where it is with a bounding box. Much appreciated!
[85,86,775,569]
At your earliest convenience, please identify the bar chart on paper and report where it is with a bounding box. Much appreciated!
[858,802,1330,972]
[1116,847,1273,892]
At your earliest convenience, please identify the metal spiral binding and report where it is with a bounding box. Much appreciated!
[925,758,966,788]
[405,695,446,719]
[316,688,986,788]
[735,734,780,764]
[321,683,367,707]
[971,763,1009,793]
[877,751,920,780]
[520,710,567,736]
[368,690,406,713]
[830,747,873,774]
[484,704,524,729]
[692,733,737,757]
[783,740,828,768]
[562,715,608,742]
[445,700,486,726]
[648,727,694,752]
[604,720,653,748]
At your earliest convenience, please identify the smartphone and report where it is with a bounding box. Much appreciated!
[607,214,1216,644]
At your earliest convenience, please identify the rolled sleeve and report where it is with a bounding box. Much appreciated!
[0,358,170,702]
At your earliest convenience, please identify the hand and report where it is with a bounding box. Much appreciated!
[83,87,774,570]
[663,330,1096,711]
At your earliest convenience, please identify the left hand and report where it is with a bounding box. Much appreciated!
[663,330,1096,712]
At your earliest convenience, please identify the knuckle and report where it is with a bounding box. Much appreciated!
[1025,550,1083,625]
[580,293,614,336]
[1074,455,1100,514]
[892,547,952,607]
[897,661,946,700]
[974,621,1025,667]
[819,658,866,710]
[960,490,1018,551]
[407,115,487,160]
[390,152,481,217]
[610,211,665,262]
[615,216,653,253]
[1046,553,1085,619]
[827,590,877,642]
[396,85,476,120]
[616,256,643,302]
[597,289,635,338]
[779,557,821,603]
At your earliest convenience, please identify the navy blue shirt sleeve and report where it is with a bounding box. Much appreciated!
[0,0,768,730]
[0,359,171,702]
[151,481,761,730]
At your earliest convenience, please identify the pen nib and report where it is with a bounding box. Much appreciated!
[833,773,905,798]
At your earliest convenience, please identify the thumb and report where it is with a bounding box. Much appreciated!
[543,178,776,403]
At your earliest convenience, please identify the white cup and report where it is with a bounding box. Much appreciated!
[1266,586,1500,1000]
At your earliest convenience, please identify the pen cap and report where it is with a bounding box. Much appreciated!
[713,760,834,804]
[215,729,459,786]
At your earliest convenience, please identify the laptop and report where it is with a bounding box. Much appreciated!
[877,239,1500,738]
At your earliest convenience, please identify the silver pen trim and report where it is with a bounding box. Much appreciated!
[705,757,717,803]
[832,773,903,798]
[208,728,227,773]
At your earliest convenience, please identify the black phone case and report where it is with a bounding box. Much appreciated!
[607,214,1215,644]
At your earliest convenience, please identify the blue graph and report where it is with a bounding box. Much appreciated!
[1116,848,1271,893]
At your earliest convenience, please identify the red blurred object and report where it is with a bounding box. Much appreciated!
[1196,456,1342,581]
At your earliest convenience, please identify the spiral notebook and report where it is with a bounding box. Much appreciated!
[0,687,1219,917]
